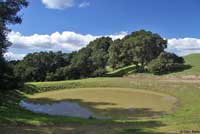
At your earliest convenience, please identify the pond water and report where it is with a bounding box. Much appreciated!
[20,101,95,119]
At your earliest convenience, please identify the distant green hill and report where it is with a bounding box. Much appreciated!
[184,53,200,67]
[176,53,200,75]
[161,53,200,76]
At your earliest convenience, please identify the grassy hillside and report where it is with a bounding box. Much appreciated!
[184,53,200,66]
[168,53,200,76]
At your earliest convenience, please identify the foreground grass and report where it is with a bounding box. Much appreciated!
[0,89,105,126]
[1,75,200,133]
[29,76,200,131]
[0,88,165,134]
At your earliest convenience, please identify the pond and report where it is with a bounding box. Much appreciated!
[20,100,96,119]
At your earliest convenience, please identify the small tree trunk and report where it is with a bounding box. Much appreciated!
[139,62,145,73]
[135,63,139,72]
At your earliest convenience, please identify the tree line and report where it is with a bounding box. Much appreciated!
[9,30,185,83]
[9,37,112,82]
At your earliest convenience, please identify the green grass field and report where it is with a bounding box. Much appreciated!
[0,54,200,134]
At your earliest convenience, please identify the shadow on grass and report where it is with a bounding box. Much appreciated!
[0,90,25,107]
[0,120,166,134]
[118,128,165,134]
[154,64,192,75]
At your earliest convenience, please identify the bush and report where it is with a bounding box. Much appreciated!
[0,64,24,90]
[148,52,185,75]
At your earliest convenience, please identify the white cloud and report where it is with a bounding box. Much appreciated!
[167,38,200,56]
[4,52,26,61]
[41,0,75,9]
[108,31,128,40]
[7,31,200,61]
[79,1,90,8]
[8,31,128,52]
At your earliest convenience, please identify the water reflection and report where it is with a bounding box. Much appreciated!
[20,101,95,118]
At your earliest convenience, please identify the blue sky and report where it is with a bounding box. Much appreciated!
[5,0,200,60]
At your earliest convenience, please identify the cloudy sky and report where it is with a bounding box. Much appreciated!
[4,0,200,60]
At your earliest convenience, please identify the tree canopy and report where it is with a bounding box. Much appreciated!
[12,37,113,82]
[0,0,28,90]
[13,51,73,82]
[108,30,167,72]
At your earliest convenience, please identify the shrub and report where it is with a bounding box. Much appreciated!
[148,52,185,75]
